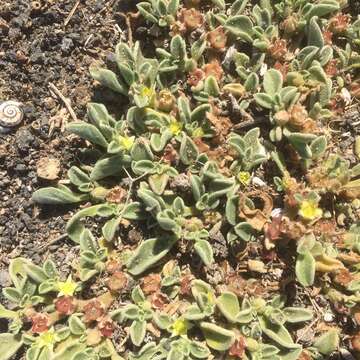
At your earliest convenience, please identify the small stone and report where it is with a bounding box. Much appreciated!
[16,128,35,153]
[248,259,267,273]
[0,269,11,287]
[323,312,334,322]
[340,348,356,360]
[252,176,267,187]
[36,157,60,180]
[271,208,283,217]
[15,50,28,63]
[15,163,27,173]
[61,37,74,54]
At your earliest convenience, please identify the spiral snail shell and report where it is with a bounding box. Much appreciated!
[0,100,24,128]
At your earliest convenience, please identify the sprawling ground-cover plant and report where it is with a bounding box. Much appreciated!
[2,0,360,358]
[0,254,338,360]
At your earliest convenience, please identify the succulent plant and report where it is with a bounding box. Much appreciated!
[77,230,108,281]
[137,0,180,27]
[112,286,154,346]
[216,293,312,351]
[295,232,344,287]
[0,258,123,360]
[343,223,360,253]
[228,127,268,174]
[23,1,360,358]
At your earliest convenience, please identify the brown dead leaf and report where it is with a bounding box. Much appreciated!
[337,251,360,265]
[351,333,360,352]
[106,271,128,292]
[141,273,162,295]
[147,322,161,337]
[280,217,306,241]
[151,292,169,310]
[106,186,127,204]
[225,273,265,297]
[206,111,232,141]
[264,215,282,243]
[333,268,353,286]
[228,336,246,358]
[36,157,61,180]
[238,191,273,231]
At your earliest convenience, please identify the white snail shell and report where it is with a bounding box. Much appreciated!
[0,101,24,128]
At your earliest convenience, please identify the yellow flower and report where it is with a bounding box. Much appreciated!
[237,171,251,185]
[172,318,190,336]
[120,135,135,151]
[192,127,204,138]
[37,328,56,348]
[207,291,215,304]
[299,200,323,221]
[57,276,77,296]
[169,120,182,136]
[140,86,154,98]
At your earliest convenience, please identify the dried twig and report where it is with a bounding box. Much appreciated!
[232,116,265,130]
[296,316,319,343]
[84,34,93,48]
[64,0,81,27]
[39,233,68,251]
[117,168,150,224]
[89,0,116,21]
[117,12,133,46]
[48,82,78,122]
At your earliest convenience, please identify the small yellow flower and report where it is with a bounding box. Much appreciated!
[172,318,190,336]
[207,291,215,304]
[120,135,135,151]
[299,200,323,221]
[140,86,154,98]
[192,127,204,138]
[169,120,182,136]
[57,276,77,297]
[37,328,57,348]
[237,171,251,185]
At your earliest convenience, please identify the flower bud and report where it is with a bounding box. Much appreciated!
[157,90,175,112]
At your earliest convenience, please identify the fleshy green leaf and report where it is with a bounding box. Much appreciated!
[67,122,109,148]
[313,329,339,355]
[200,322,235,351]
[308,17,324,48]
[180,134,199,165]
[225,15,253,42]
[283,307,313,323]
[90,66,127,95]
[310,136,327,159]
[32,186,88,205]
[130,320,146,346]
[0,333,22,360]
[263,69,283,96]
[127,236,177,275]
[194,240,214,266]
[217,292,240,322]
[296,250,315,287]
[259,317,299,349]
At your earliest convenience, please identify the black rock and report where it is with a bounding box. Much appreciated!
[15,128,35,153]
[61,37,74,54]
